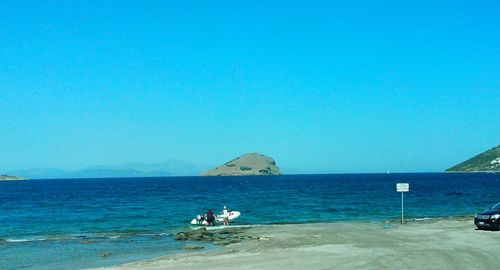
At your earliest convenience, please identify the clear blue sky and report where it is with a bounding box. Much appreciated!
[1,1,499,173]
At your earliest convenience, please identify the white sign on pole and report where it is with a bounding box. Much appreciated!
[396,183,409,192]
[396,183,410,224]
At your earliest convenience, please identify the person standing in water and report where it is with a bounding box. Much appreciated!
[206,209,215,225]
[222,206,229,226]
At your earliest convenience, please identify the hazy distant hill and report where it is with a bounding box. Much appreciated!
[446,145,500,172]
[6,160,210,179]
[202,153,281,176]
[0,175,25,181]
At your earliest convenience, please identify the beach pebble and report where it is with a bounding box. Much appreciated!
[214,240,231,245]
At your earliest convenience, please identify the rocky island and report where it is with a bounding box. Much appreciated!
[0,175,25,181]
[202,153,281,176]
[446,145,500,172]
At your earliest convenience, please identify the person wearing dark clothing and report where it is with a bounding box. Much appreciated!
[206,209,215,225]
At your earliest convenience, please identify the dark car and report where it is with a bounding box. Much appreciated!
[474,202,500,231]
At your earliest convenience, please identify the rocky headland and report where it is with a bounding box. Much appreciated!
[446,145,500,172]
[202,153,281,176]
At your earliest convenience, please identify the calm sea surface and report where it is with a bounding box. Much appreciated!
[1,173,499,269]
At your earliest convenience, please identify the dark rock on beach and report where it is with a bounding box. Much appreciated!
[183,245,205,250]
[101,252,112,257]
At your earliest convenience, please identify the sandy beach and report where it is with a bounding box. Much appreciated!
[93,218,500,270]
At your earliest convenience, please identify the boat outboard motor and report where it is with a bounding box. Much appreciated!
[191,214,206,225]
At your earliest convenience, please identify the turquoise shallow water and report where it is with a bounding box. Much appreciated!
[1,173,499,269]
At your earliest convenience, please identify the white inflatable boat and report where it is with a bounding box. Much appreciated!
[190,210,241,226]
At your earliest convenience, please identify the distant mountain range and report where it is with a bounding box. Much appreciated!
[5,160,210,179]
[446,145,500,172]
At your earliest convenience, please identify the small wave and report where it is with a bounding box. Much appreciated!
[3,238,47,243]
[1,231,171,244]
[414,218,433,221]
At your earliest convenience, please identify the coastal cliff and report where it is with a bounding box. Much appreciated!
[0,175,25,181]
[202,153,281,176]
[446,145,500,172]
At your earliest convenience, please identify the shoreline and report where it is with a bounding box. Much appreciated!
[92,218,500,270]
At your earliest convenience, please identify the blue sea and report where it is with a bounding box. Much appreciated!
[1,173,499,270]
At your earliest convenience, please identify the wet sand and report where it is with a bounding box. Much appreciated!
[94,219,500,270]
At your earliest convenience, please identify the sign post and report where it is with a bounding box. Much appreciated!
[396,183,409,224]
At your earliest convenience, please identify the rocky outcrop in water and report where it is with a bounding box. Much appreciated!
[202,153,281,176]
[174,227,260,246]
